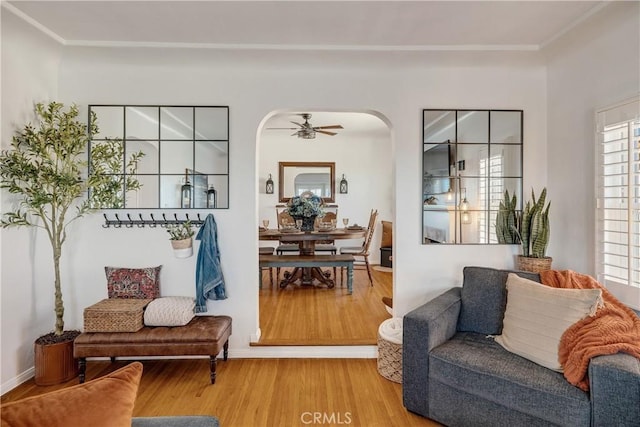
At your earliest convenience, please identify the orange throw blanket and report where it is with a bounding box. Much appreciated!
[540,270,640,391]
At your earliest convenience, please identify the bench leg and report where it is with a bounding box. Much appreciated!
[209,356,217,384]
[223,339,229,361]
[78,358,86,383]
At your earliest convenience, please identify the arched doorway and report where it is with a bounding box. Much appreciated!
[256,109,394,346]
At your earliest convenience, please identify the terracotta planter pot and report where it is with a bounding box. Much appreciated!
[516,255,553,273]
[34,338,78,386]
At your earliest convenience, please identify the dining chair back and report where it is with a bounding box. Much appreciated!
[259,246,275,288]
[276,209,295,229]
[340,209,379,286]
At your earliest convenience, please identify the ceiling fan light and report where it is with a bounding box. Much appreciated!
[298,130,316,139]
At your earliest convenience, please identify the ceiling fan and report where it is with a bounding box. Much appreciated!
[267,113,343,139]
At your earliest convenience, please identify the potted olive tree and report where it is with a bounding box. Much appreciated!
[0,102,143,385]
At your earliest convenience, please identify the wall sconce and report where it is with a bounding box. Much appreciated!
[461,211,472,224]
[459,187,469,211]
[207,184,217,208]
[446,187,454,201]
[339,174,348,194]
[265,173,274,194]
[181,170,192,208]
[459,186,471,224]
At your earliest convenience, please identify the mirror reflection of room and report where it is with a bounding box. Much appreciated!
[89,105,230,209]
[422,109,523,244]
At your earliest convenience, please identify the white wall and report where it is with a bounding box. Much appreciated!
[1,13,553,389]
[545,2,640,275]
[1,10,62,392]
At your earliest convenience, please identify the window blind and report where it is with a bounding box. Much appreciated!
[596,97,640,308]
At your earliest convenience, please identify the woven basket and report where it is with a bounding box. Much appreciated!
[516,256,553,273]
[171,238,192,250]
[84,298,152,333]
[377,333,403,383]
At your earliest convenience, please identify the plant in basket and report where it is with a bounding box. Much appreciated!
[167,221,195,257]
[514,187,552,272]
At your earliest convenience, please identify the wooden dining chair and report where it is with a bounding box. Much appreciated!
[340,209,379,287]
[259,246,275,288]
[314,211,338,281]
[275,208,299,281]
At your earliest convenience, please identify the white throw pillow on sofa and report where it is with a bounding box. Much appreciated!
[495,273,603,372]
[144,296,195,327]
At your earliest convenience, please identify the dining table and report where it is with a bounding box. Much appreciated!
[259,226,366,289]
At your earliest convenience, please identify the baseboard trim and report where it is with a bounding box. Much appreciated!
[1,367,34,396]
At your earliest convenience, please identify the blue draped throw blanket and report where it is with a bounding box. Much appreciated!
[195,214,227,312]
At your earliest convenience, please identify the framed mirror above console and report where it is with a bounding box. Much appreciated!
[88,105,229,209]
[278,161,335,203]
[422,109,523,244]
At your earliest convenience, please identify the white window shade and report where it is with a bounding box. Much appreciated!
[596,97,640,309]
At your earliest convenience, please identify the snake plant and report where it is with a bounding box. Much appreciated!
[517,188,550,258]
[495,189,520,244]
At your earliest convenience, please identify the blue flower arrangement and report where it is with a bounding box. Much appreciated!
[286,193,325,218]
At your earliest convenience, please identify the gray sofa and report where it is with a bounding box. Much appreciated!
[403,266,640,427]
[133,416,218,426]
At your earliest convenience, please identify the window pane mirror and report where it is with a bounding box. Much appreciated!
[422,109,523,244]
[89,105,229,209]
[278,161,335,203]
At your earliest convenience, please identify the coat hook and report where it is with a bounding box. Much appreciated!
[125,214,134,228]
[114,213,122,228]
[149,213,158,228]
[102,213,110,228]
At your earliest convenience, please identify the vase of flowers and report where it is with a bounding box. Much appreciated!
[287,193,325,232]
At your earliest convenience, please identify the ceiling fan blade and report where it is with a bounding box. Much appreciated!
[316,130,338,136]
[314,125,344,130]
[291,131,298,137]
[267,127,299,130]
[290,121,304,127]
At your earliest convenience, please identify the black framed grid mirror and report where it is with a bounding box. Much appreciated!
[422,109,523,244]
[88,105,229,209]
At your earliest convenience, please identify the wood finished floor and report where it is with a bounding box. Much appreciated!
[257,266,393,345]
[2,359,441,427]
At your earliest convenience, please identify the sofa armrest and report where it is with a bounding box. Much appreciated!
[402,287,461,417]
[589,353,640,427]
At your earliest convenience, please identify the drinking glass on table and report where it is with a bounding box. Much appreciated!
[262,219,269,230]
[342,218,349,227]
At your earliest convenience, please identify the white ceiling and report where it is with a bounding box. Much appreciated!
[5,1,605,51]
[3,1,609,138]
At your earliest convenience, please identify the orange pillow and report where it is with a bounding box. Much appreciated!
[1,362,142,427]
[381,221,393,248]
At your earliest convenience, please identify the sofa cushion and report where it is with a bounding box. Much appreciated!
[429,332,591,426]
[457,266,540,335]
[1,362,142,427]
[495,273,603,371]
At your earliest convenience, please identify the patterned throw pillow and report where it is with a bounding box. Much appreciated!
[105,266,162,299]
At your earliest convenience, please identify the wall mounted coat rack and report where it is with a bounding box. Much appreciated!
[102,213,205,228]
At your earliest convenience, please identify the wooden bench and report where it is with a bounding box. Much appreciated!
[259,254,355,294]
[74,315,231,384]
